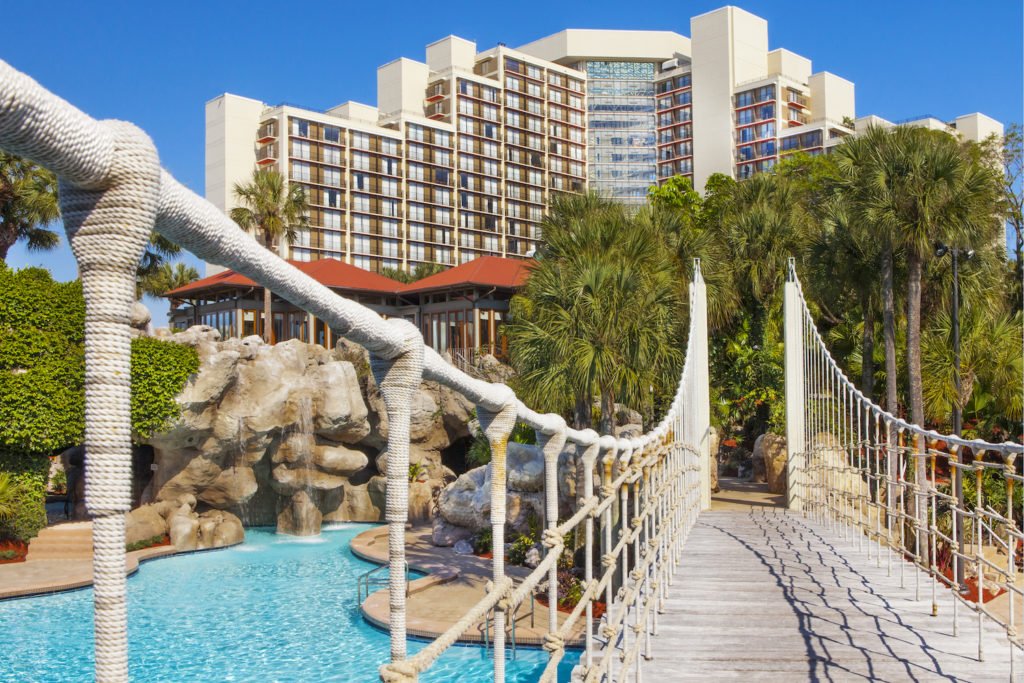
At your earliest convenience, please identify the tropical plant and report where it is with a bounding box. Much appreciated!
[229,168,309,342]
[507,192,683,432]
[0,152,60,262]
[381,262,446,284]
[138,262,200,298]
[0,473,21,522]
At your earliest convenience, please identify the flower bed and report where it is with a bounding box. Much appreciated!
[0,539,28,564]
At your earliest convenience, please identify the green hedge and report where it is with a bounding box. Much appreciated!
[0,265,199,542]
[0,451,49,543]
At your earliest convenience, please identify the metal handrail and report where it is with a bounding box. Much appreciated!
[481,581,535,659]
[356,560,410,605]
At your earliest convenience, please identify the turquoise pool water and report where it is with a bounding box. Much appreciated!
[0,524,578,682]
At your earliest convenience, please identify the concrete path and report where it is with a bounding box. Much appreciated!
[646,506,1017,682]
[0,521,176,600]
[352,525,583,647]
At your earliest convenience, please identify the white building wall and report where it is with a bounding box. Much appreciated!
[808,72,855,124]
[205,94,265,275]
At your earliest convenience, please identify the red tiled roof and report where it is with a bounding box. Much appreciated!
[164,258,406,297]
[399,256,532,294]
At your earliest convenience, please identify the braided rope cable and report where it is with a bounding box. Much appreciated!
[535,416,568,638]
[370,320,425,663]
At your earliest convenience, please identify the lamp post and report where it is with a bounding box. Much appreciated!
[935,242,974,587]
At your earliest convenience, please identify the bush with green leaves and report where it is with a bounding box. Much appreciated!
[0,265,199,542]
[465,417,538,468]
[472,526,492,555]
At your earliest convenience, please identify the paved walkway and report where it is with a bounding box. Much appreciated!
[352,525,583,647]
[647,501,1016,682]
[1,521,176,600]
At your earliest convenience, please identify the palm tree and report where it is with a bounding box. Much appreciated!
[507,193,683,432]
[380,262,446,284]
[229,168,309,342]
[138,262,200,299]
[0,152,60,261]
[0,472,20,522]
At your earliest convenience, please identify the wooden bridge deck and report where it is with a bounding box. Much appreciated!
[646,484,1016,682]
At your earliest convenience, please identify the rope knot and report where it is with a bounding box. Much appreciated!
[601,552,616,568]
[600,624,617,640]
[541,529,563,549]
[542,633,565,654]
[630,568,644,581]
[379,661,418,683]
[631,516,643,529]
[601,484,616,499]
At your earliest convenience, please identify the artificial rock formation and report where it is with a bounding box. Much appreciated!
[755,433,788,494]
[141,327,472,535]
[125,497,243,551]
[432,440,583,544]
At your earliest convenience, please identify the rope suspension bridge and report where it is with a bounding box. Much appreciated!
[0,61,1020,682]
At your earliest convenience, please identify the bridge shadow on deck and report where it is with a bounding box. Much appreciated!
[646,494,1012,681]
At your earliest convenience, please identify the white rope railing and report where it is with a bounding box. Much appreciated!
[0,60,711,683]
[784,258,1024,675]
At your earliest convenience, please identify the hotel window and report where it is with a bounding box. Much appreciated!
[291,247,311,262]
[505,75,520,90]
[352,152,370,170]
[382,219,399,237]
[325,189,341,208]
[483,178,499,195]
[290,161,310,182]
[323,168,341,187]
[290,119,310,137]
[323,126,341,143]
[408,183,425,201]
[435,150,451,166]
[483,141,499,158]
[323,210,342,229]
[322,146,341,165]
[459,99,474,115]
[352,235,370,253]
[352,255,372,270]
[526,82,541,97]
[481,86,498,103]
[434,168,450,185]
[436,208,452,225]
[436,247,451,264]
[352,132,370,150]
[352,215,370,233]
[483,160,498,176]
[409,223,425,240]
[408,143,425,161]
[352,172,367,190]
[382,158,398,175]
[528,100,542,115]
[458,80,474,96]
[408,163,424,181]
[408,203,425,221]
[381,198,399,217]
[352,194,370,212]
[458,137,474,153]
[381,239,400,258]
[435,130,451,147]
[458,117,473,134]
[506,111,521,127]
[482,104,499,121]
[324,231,342,251]
[507,130,521,146]
[408,244,425,261]
[408,124,424,142]
[292,140,311,159]
[381,178,399,196]
[507,92,521,110]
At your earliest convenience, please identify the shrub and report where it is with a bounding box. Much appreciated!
[49,467,66,494]
[126,534,168,552]
[0,452,48,542]
[472,526,493,555]
[508,533,536,566]
[465,417,538,468]
[130,337,199,439]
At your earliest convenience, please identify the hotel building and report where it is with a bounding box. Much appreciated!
[206,5,1002,275]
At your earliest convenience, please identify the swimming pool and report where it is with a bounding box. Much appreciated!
[0,524,579,682]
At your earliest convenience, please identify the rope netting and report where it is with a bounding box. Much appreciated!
[785,259,1024,673]
[0,60,712,682]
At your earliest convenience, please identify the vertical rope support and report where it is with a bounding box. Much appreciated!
[535,416,567,640]
[477,400,517,683]
[370,320,425,666]
[59,121,162,683]
[579,435,600,671]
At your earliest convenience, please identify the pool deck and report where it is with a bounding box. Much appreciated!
[352,525,586,648]
[0,521,218,600]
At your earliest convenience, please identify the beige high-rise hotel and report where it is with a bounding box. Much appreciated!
[206,6,1002,274]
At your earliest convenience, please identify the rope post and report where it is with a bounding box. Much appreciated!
[370,319,425,666]
[578,433,600,671]
[59,121,162,683]
[784,259,806,511]
[535,415,567,640]
[690,260,712,510]
[477,397,517,683]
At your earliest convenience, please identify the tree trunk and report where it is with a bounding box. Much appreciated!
[573,394,592,430]
[263,235,275,343]
[881,246,899,507]
[905,251,927,487]
[860,291,875,399]
[0,233,13,262]
[599,388,616,436]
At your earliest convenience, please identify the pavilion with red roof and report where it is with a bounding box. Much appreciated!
[164,256,531,358]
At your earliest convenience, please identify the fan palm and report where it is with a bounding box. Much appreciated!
[0,152,60,262]
[138,262,200,299]
[229,168,309,342]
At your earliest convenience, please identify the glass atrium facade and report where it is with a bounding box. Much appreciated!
[581,61,658,205]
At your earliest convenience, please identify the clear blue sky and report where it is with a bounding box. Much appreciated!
[4,0,1021,324]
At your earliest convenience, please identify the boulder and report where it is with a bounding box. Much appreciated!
[198,510,244,548]
[197,466,258,507]
[278,490,322,536]
[168,505,200,551]
[125,504,167,545]
[431,518,473,547]
[313,442,369,475]
[755,433,788,494]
